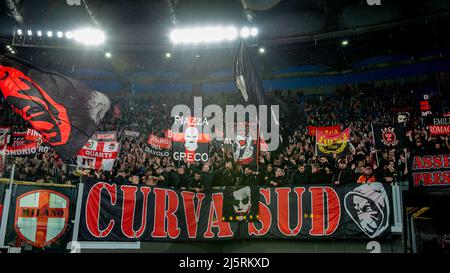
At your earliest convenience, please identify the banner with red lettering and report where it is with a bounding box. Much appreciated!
[147,134,171,149]
[410,154,450,188]
[307,125,341,137]
[425,116,450,136]
[76,140,119,171]
[6,131,50,156]
[92,131,118,142]
[316,127,351,156]
[78,180,393,241]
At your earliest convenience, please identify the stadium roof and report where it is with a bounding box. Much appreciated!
[2,0,450,76]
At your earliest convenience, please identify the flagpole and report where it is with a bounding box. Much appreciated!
[315,129,318,156]
[371,123,380,167]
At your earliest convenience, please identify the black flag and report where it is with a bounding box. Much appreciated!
[0,55,111,160]
[372,124,406,150]
[234,40,267,106]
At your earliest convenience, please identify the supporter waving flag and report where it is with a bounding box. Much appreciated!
[0,55,110,160]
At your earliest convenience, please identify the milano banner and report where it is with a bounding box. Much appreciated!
[3,184,77,250]
[78,180,393,241]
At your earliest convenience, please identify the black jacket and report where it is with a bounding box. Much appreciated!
[237,173,259,187]
[332,167,355,185]
[290,170,309,185]
[213,168,237,187]
[309,169,328,184]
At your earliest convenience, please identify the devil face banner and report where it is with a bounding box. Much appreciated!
[3,184,76,251]
[0,55,111,160]
[78,181,393,241]
[410,154,450,188]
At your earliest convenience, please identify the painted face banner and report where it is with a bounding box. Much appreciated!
[76,140,119,171]
[0,55,111,160]
[316,127,351,156]
[172,117,210,163]
[222,186,259,222]
[78,181,393,241]
[410,154,450,188]
[3,184,76,251]
[372,124,406,150]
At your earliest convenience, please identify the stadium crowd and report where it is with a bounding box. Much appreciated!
[1,76,449,191]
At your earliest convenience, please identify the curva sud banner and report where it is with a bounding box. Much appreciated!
[79,180,393,241]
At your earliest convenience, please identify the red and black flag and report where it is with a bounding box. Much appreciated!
[372,124,406,150]
[0,55,110,160]
[172,117,210,163]
[230,122,258,166]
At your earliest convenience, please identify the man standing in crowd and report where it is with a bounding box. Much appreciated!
[269,167,287,187]
[189,171,204,193]
[332,158,354,185]
[290,163,309,185]
[238,166,259,187]
[357,165,377,184]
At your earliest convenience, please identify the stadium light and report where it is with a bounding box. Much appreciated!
[240,27,250,38]
[65,31,73,39]
[37,30,42,37]
[57,31,63,38]
[166,52,171,58]
[259,47,265,54]
[73,28,106,46]
[105,52,112,58]
[250,27,258,37]
[17,29,22,35]
[342,40,349,46]
[170,26,239,44]
[27,30,32,36]
[47,31,53,37]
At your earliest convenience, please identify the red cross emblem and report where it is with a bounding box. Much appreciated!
[14,190,70,248]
